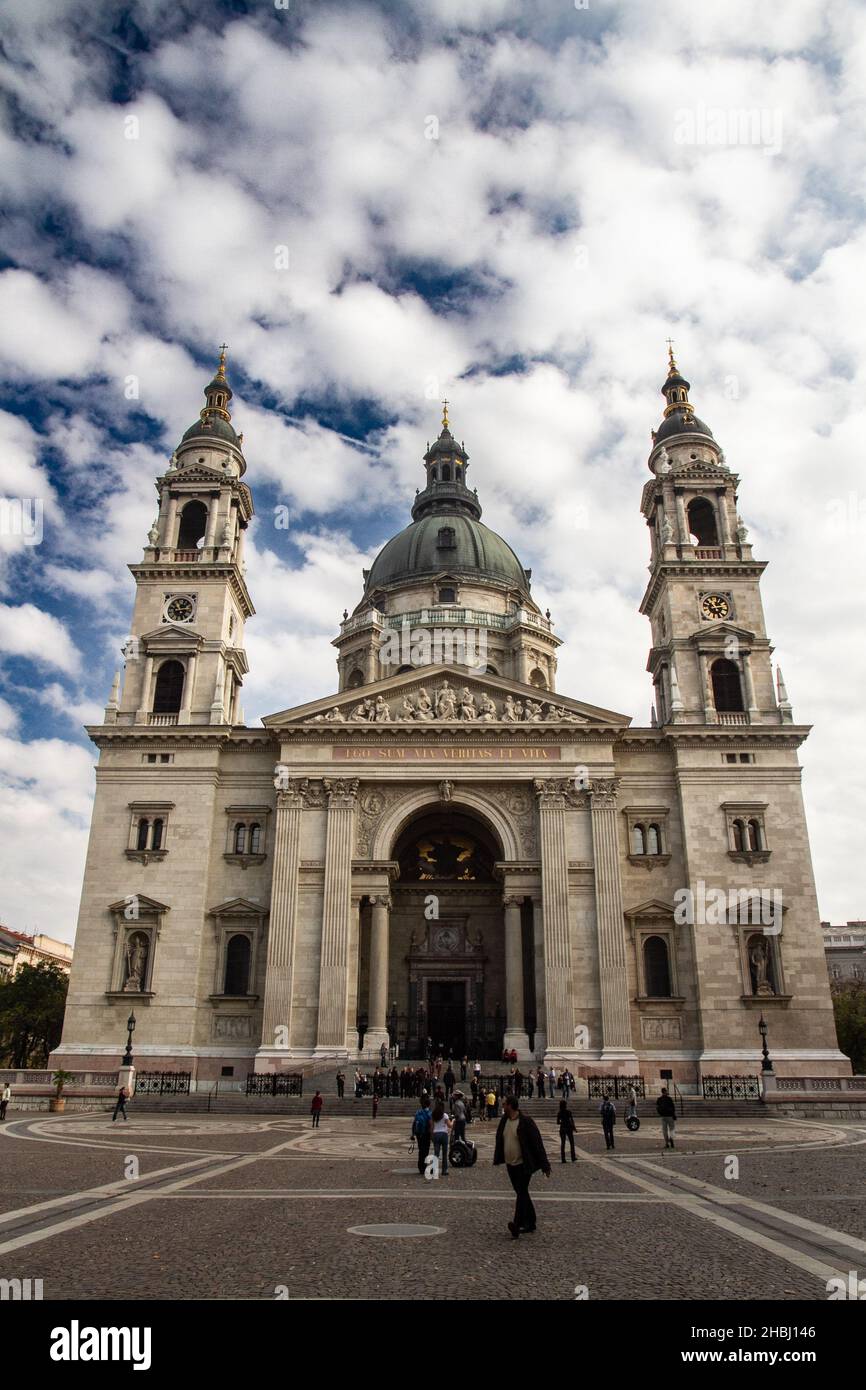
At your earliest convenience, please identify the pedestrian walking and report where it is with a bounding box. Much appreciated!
[311,1090,324,1127]
[558,1098,577,1162]
[412,1095,433,1176]
[548,1067,556,1098]
[600,1094,616,1150]
[0,1082,11,1120]
[460,1056,468,1081]
[536,1068,546,1100]
[494,1094,551,1239]
[431,1101,452,1176]
[444,1064,455,1098]
[111,1086,129,1123]
[372,1092,379,1121]
[657,1087,677,1149]
[486,1088,497,1120]
[336,1070,345,1098]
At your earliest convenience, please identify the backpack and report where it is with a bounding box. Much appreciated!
[412,1108,431,1138]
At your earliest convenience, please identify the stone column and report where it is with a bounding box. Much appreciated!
[675,490,689,546]
[716,488,732,546]
[534,780,575,1056]
[204,494,220,552]
[178,652,197,725]
[314,778,359,1056]
[698,651,714,723]
[502,894,529,1057]
[742,652,758,719]
[590,780,637,1061]
[256,780,307,1066]
[135,655,154,724]
[160,494,178,550]
[365,894,391,1055]
[532,898,547,1057]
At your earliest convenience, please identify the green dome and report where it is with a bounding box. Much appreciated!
[366,511,529,594]
[181,416,240,446]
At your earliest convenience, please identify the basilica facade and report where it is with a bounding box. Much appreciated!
[52,349,848,1085]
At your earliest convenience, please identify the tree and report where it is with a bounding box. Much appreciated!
[0,963,69,1068]
[832,981,866,1076]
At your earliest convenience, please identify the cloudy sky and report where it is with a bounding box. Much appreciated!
[1,0,864,941]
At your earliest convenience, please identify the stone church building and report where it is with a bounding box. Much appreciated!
[53,348,848,1085]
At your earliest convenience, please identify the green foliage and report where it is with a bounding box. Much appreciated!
[0,962,69,1068]
[832,981,866,1076]
[52,1068,75,1094]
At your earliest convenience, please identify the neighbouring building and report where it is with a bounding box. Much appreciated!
[823,921,866,985]
[51,347,849,1086]
[1,929,74,977]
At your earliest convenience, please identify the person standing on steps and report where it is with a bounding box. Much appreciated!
[336,1070,345,1099]
[412,1093,432,1176]
[657,1087,677,1149]
[112,1086,129,1123]
[311,1091,324,1127]
[558,1098,576,1163]
[600,1094,616,1150]
[494,1094,551,1239]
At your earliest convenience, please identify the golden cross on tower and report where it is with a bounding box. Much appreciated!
[217,342,228,375]
[441,398,450,430]
[665,338,678,373]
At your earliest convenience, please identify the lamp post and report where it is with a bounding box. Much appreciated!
[122,1011,136,1067]
[758,1013,773,1074]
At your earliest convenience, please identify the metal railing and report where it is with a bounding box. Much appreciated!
[245,1073,304,1097]
[587,1075,646,1100]
[135,1071,192,1095]
[701,1074,760,1100]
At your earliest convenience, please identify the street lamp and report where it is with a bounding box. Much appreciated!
[122,1011,136,1067]
[758,1013,773,1073]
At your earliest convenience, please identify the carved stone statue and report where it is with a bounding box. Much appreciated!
[656,446,671,474]
[737,514,749,543]
[661,516,674,544]
[438,780,454,802]
[148,519,159,546]
[325,706,344,722]
[501,695,519,722]
[123,932,148,992]
[524,698,544,722]
[415,688,435,721]
[373,695,391,722]
[349,700,371,721]
[749,938,774,996]
[400,695,416,720]
[477,693,498,721]
[459,688,476,720]
[436,680,456,719]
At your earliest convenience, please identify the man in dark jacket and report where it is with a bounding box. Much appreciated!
[656,1087,677,1149]
[412,1095,433,1175]
[493,1094,551,1238]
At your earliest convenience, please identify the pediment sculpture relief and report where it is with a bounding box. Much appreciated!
[310,680,586,724]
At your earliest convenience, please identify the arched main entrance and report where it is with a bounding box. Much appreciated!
[357,807,525,1058]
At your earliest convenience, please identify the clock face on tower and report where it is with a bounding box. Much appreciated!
[700,593,730,620]
[165,594,196,624]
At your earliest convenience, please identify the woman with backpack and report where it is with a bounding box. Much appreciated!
[558,1098,576,1163]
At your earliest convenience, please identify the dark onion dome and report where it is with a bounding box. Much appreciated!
[179,345,242,449]
[652,343,715,444]
[365,511,530,594]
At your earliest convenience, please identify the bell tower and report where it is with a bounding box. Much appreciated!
[639,347,791,727]
[105,348,255,729]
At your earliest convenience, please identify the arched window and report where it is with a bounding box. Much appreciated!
[441,465,451,482]
[644,936,672,997]
[687,498,719,546]
[747,819,762,851]
[224,935,251,996]
[136,819,149,851]
[347,669,364,689]
[529,668,548,689]
[248,823,262,854]
[732,819,746,851]
[153,660,185,714]
[711,658,744,712]
[234,823,247,854]
[646,823,661,855]
[486,665,498,676]
[631,824,646,855]
[177,500,208,549]
[151,818,164,851]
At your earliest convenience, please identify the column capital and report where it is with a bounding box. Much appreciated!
[589,777,618,809]
[323,777,360,808]
[502,894,524,910]
[369,893,392,910]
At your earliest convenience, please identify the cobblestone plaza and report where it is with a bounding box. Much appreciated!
[2,1110,865,1302]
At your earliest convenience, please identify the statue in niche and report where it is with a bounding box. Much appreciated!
[438,779,454,802]
[123,932,149,992]
[749,937,774,996]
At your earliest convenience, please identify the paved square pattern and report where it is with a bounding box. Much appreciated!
[1,1110,864,1301]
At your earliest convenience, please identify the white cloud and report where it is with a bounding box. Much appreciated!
[0,603,82,675]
